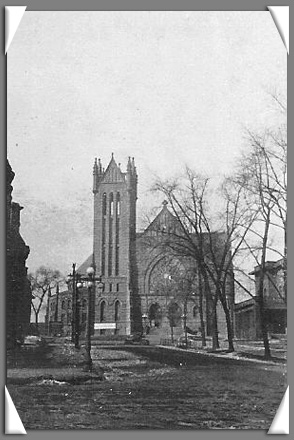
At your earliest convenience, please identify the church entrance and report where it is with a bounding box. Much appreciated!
[148,303,162,328]
[167,302,182,327]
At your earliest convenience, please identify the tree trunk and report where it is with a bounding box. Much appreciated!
[211,297,219,350]
[46,294,50,336]
[257,295,271,359]
[198,270,206,347]
[219,291,234,352]
[284,214,287,306]
[34,311,39,334]
[202,269,219,350]
[258,209,272,359]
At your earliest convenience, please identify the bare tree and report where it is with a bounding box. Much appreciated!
[152,168,256,352]
[234,100,287,358]
[151,175,220,350]
[29,266,63,330]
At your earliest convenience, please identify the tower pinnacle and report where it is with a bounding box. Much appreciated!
[93,157,101,194]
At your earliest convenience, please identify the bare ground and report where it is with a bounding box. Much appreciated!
[7,343,286,430]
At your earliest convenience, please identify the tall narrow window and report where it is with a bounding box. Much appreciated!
[100,300,106,322]
[116,192,121,216]
[108,193,114,276]
[101,193,107,276]
[115,224,120,276]
[115,192,120,275]
[110,192,114,217]
[114,300,120,322]
[102,192,107,215]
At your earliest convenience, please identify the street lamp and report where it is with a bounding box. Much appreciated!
[83,267,104,372]
[67,264,104,364]
[85,267,94,371]
[66,263,81,348]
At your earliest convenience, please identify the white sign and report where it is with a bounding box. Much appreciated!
[94,323,116,330]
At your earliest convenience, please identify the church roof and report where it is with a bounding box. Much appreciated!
[77,253,94,275]
[141,201,178,236]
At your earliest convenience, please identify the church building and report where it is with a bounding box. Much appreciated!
[47,154,234,341]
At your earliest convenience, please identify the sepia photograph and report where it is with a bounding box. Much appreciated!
[6,9,287,431]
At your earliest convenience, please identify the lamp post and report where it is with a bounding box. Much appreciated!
[82,267,104,372]
[68,264,104,369]
[67,264,83,348]
[84,267,94,371]
[66,264,77,346]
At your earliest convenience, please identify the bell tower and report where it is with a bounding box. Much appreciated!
[92,154,138,335]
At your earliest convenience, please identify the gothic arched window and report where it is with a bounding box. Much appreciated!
[102,193,107,216]
[116,192,121,216]
[102,193,107,276]
[109,192,114,217]
[115,193,120,275]
[100,300,106,322]
[108,193,114,276]
[114,300,120,322]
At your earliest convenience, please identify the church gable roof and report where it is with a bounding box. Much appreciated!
[101,153,126,184]
[142,201,178,236]
[77,254,94,275]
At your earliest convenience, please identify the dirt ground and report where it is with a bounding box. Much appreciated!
[7,343,287,430]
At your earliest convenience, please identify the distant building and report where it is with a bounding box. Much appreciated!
[234,259,286,339]
[6,160,31,347]
[47,155,234,340]
[46,282,88,337]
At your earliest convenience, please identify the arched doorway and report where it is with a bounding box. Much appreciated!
[148,303,162,328]
[167,302,182,327]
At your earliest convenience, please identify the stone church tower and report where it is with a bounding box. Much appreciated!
[92,154,139,335]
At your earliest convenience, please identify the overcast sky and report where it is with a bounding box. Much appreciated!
[7,11,286,277]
